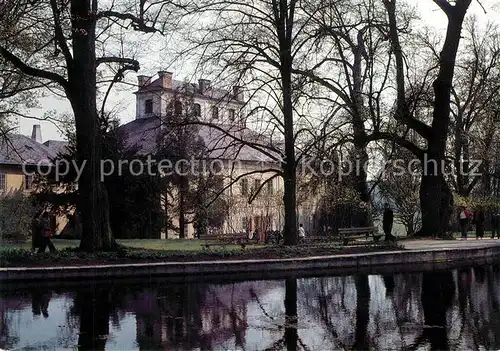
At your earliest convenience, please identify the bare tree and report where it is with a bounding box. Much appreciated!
[447,18,500,197]
[293,0,404,205]
[381,0,473,237]
[178,0,328,245]
[0,0,176,251]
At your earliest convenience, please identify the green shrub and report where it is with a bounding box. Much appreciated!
[0,191,37,241]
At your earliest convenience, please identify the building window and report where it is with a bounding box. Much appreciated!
[193,103,201,117]
[267,179,274,194]
[145,99,153,114]
[24,175,33,190]
[0,173,5,192]
[212,106,219,120]
[241,178,248,196]
[228,109,235,122]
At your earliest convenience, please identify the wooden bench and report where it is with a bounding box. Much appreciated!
[338,226,381,245]
[203,233,249,249]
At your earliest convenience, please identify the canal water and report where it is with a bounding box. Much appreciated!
[1,264,500,350]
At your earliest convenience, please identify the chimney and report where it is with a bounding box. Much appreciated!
[233,86,243,101]
[31,124,42,143]
[158,71,173,89]
[198,79,211,95]
[137,75,151,88]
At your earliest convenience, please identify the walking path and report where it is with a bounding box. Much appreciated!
[1,239,500,281]
[403,238,500,250]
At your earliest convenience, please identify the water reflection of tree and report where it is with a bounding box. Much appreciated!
[258,278,302,351]
[284,278,298,351]
[298,276,355,349]
[451,266,500,350]
[0,308,19,349]
[412,271,455,350]
[353,275,370,350]
[71,285,113,350]
[373,274,424,349]
[204,284,248,349]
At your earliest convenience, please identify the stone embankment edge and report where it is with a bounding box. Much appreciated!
[1,245,500,281]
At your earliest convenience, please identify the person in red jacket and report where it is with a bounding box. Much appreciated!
[458,206,472,239]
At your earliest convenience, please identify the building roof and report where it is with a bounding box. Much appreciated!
[118,117,281,163]
[0,134,59,166]
[43,139,70,156]
[136,77,244,105]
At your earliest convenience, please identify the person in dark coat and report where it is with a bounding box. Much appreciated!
[473,207,485,239]
[37,212,57,253]
[383,203,395,241]
[492,208,500,239]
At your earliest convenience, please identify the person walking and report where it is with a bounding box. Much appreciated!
[37,212,57,253]
[458,206,472,240]
[473,207,485,239]
[492,208,500,239]
[383,203,395,241]
[298,223,306,243]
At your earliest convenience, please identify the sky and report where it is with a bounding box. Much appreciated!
[15,0,499,143]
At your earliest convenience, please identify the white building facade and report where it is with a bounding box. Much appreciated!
[126,71,293,239]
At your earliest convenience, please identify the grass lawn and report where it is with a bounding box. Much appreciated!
[0,238,402,267]
[0,238,256,252]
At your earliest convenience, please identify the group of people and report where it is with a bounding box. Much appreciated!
[457,206,500,240]
[31,210,56,253]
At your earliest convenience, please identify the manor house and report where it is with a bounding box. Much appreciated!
[120,71,316,239]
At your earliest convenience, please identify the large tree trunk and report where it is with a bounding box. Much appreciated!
[179,176,187,239]
[353,144,370,204]
[283,166,297,245]
[454,112,470,196]
[70,0,114,252]
[351,36,371,206]
[419,172,453,237]
[418,2,471,237]
[279,1,298,246]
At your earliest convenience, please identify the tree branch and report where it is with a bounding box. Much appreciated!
[367,131,425,160]
[97,11,160,33]
[96,56,140,68]
[0,46,69,91]
[49,0,73,65]
[433,0,454,17]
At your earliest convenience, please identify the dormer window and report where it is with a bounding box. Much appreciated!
[145,99,153,114]
[228,109,235,122]
[212,106,219,120]
[193,103,201,117]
